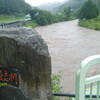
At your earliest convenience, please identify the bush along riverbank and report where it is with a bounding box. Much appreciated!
[24,20,38,28]
[78,16,100,31]
[24,8,77,28]
[78,0,100,31]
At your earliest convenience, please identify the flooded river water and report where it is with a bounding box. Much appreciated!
[35,20,100,93]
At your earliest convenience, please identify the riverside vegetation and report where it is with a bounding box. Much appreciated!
[24,7,77,27]
[52,71,69,100]
[52,71,63,100]
[78,0,100,31]
[78,16,100,31]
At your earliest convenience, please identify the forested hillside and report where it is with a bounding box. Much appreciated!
[60,0,100,11]
[0,0,31,14]
[93,0,100,9]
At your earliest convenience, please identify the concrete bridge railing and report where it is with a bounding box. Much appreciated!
[0,18,30,28]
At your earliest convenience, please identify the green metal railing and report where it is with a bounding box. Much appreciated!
[53,55,100,100]
[76,55,100,100]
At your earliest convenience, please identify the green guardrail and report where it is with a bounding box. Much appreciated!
[53,55,100,100]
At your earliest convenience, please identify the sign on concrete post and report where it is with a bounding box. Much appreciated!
[0,28,52,100]
[0,68,19,87]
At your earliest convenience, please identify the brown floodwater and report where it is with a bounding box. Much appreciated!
[35,20,100,93]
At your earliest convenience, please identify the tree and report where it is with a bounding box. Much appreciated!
[93,0,100,10]
[63,6,71,20]
[0,0,5,14]
[36,10,53,25]
[28,8,53,26]
[78,0,99,20]
[36,15,47,25]
[0,0,31,15]
[28,8,39,20]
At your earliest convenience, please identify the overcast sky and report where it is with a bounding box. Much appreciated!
[25,0,66,6]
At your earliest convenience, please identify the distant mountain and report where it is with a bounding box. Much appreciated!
[37,1,68,13]
[59,0,100,11]
[38,0,100,14]
[59,0,86,11]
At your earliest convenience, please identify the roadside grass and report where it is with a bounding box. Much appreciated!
[24,20,38,28]
[0,15,38,28]
[78,16,100,31]
[0,15,25,23]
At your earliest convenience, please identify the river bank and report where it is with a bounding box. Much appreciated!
[78,17,100,31]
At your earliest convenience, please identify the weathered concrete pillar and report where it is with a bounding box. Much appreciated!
[0,28,52,100]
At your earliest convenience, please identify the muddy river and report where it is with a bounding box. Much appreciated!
[35,20,100,93]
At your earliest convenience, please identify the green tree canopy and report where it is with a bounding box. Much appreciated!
[0,0,31,15]
[63,6,71,20]
[93,0,100,9]
[29,8,53,25]
[28,8,39,20]
[79,0,99,20]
